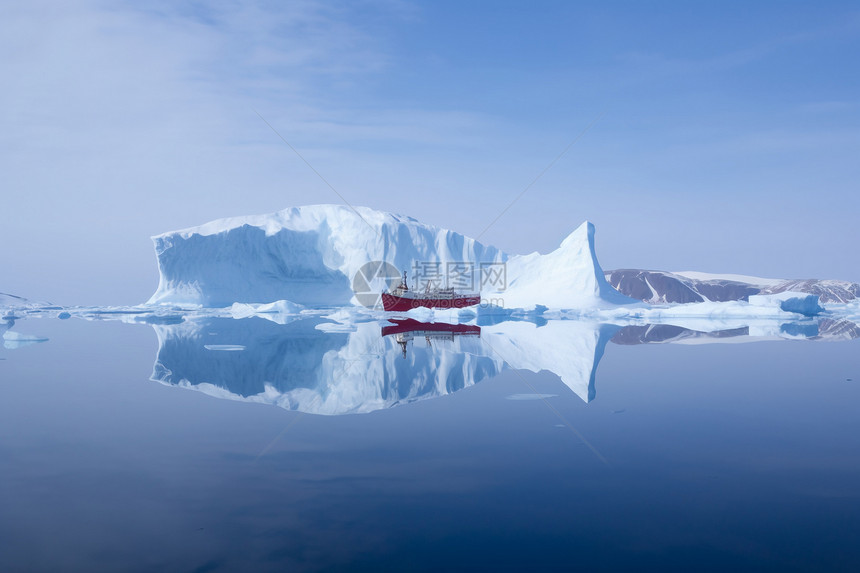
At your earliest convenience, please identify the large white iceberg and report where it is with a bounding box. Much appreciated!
[147,205,639,310]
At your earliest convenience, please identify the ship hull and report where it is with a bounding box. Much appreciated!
[381,319,481,337]
[381,292,481,311]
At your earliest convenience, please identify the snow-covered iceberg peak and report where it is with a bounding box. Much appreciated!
[147,205,636,310]
[495,222,639,309]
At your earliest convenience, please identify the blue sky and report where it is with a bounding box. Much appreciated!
[3,0,859,304]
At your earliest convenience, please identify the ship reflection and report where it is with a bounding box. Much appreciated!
[381,319,481,358]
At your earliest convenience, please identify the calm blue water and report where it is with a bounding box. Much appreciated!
[1,316,859,572]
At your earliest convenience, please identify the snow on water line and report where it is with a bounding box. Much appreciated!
[203,344,246,351]
[672,271,785,287]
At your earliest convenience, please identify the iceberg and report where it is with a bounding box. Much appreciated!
[487,222,638,309]
[3,330,49,350]
[748,291,823,317]
[1,315,49,349]
[1,292,29,309]
[147,205,639,310]
[148,205,505,308]
[1,292,59,312]
[229,300,304,323]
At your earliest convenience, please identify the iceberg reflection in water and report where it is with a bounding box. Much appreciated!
[148,313,859,416]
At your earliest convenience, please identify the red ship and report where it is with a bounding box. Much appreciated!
[381,271,481,312]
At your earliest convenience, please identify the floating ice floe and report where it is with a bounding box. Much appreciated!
[748,291,823,316]
[3,330,49,350]
[230,300,304,324]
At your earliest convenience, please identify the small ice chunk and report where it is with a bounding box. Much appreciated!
[231,300,303,319]
[315,322,358,333]
[3,330,49,349]
[404,307,435,321]
[203,344,245,351]
[748,291,823,317]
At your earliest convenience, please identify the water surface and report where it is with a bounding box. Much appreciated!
[1,315,858,572]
